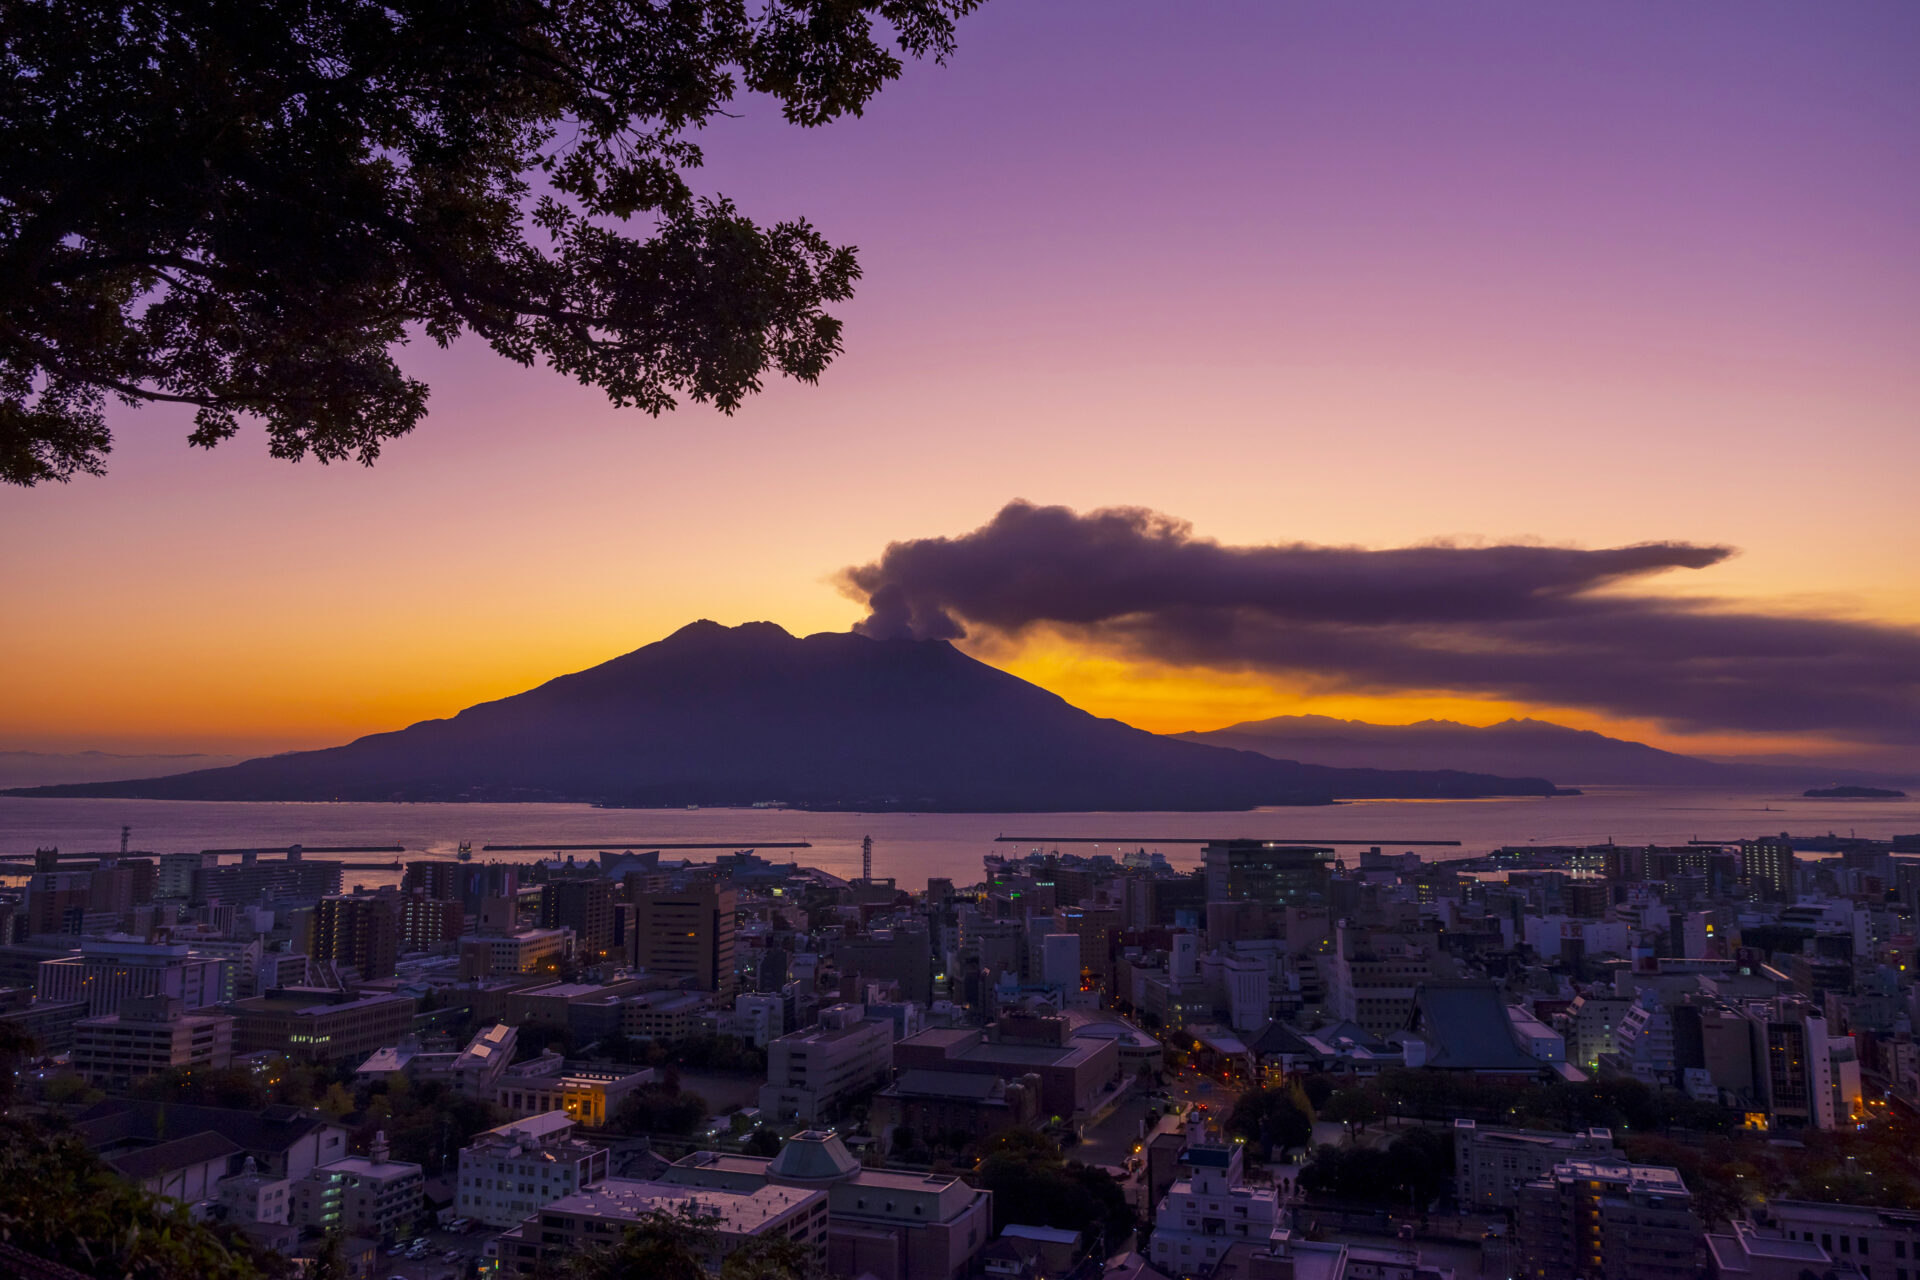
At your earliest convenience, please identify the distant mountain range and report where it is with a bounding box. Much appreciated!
[0,749,249,790]
[1178,715,1916,789]
[4,621,1558,810]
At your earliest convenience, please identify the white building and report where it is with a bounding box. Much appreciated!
[1147,1130,1280,1276]
[219,1155,293,1225]
[1506,1005,1566,1063]
[759,1003,895,1124]
[720,992,788,1047]
[1613,988,1677,1082]
[1041,935,1081,991]
[291,1132,424,1243]
[35,935,226,1016]
[1558,995,1631,1071]
[458,1111,609,1228]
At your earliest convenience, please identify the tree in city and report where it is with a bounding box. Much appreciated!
[1226,1083,1316,1158]
[1321,1087,1383,1135]
[535,1205,716,1280]
[742,1127,784,1157]
[0,1117,289,1280]
[970,1127,1136,1247]
[1,0,983,485]
[719,1232,821,1280]
[0,1021,34,1105]
[609,1080,710,1136]
[1297,1125,1453,1210]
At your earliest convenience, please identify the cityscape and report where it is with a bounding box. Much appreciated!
[4,824,1920,1280]
[3,2,1917,1280]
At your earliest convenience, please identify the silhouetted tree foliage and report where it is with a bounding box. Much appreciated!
[1366,1068,1733,1134]
[1298,1126,1453,1209]
[534,1205,716,1280]
[353,1075,505,1170]
[1227,1083,1315,1157]
[512,1024,576,1062]
[131,1058,340,1109]
[1298,1074,1337,1111]
[1,0,981,484]
[610,1080,710,1136]
[0,1020,35,1105]
[969,1127,1136,1246]
[1617,1119,1920,1227]
[718,1230,821,1280]
[0,1117,293,1279]
[1322,1087,1383,1133]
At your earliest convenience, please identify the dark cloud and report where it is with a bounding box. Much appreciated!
[841,500,1920,746]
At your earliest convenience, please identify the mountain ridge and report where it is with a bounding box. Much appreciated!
[4,621,1560,811]
[1178,714,1914,788]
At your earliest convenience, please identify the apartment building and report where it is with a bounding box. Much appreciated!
[1453,1121,1621,1211]
[458,1111,609,1228]
[1516,1159,1699,1280]
[291,1132,424,1244]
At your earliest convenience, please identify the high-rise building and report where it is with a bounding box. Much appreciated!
[1515,1159,1698,1280]
[404,860,520,913]
[189,854,342,906]
[23,869,93,935]
[633,886,737,994]
[400,892,466,951]
[1742,836,1797,903]
[307,896,401,980]
[1201,841,1337,909]
[540,880,616,960]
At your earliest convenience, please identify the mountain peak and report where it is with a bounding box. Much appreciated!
[7,620,1557,809]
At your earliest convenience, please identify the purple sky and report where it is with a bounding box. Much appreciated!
[4,0,1916,759]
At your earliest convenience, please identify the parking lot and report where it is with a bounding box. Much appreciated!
[373,1221,489,1280]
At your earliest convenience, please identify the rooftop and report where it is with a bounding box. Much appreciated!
[542,1177,824,1233]
[474,1111,576,1144]
[885,1069,1007,1101]
[1553,1159,1689,1195]
[106,1130,241,1181]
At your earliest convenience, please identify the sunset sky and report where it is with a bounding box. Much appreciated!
[4,1,1916,765]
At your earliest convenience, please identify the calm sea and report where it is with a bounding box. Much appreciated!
[2,789,1916,892]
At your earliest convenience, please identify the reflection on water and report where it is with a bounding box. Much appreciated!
[2,788,1914,892]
